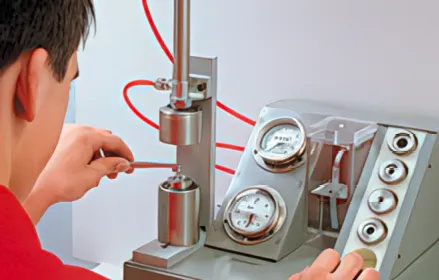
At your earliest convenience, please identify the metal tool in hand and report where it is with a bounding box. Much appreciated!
[130,161,181,173]
[99,149,181,172]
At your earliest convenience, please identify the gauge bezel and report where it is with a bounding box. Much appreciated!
[223,186,287,245]
[253,117,307,172]
[227,189,277,237]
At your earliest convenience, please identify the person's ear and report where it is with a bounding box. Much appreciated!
[14,48,51,122]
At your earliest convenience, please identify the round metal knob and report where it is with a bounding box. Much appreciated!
[387,129,418,156]
[357,218,388,245]
[368,189,398,215]
[353,248,378,269]
[378,159,408,185]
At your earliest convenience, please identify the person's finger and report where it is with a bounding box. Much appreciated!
[107,173,118,179]
[288,267,308,280]
[98,129,112,134]
[90,150,102,163]
[332,252,363,279]
[357,268,380,280]
[91,133,134,162]
[288,274,300,280]
[87,157,131,181]
[125,167,135,174]
[311,249,340,273]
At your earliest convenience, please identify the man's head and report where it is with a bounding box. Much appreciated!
[0,1,95,200]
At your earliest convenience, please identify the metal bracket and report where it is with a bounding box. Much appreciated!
[311,149,348,230]
[188,74,211,100]
[153,74,211,101]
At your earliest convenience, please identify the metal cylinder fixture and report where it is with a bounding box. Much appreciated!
[159,105,202,146]
[378,159,408,185]
[368,189,398,215]
[158,174,200,247]
[171,0,191,109]
[357,218,388,245]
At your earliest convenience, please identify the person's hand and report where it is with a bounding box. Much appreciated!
[35,124,135,202]
[24,124,135,224]
[289,249,379,280]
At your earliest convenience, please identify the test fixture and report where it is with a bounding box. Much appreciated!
[123,1,439,279]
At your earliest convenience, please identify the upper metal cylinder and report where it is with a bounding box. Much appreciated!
[159,105,202,146]
[158,174,200,246]
[171,0,191,109]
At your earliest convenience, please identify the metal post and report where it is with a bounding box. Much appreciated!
[171,0,191,109]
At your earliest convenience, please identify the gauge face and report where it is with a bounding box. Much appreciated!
[259,123,303,162]
[228,190,277,237]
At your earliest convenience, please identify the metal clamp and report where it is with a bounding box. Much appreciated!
[154,75,210,101]
[154,78,173,91]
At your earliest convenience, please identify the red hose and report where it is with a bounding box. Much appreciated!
[215,165,236,175]
[216,143,245,152]
[216,101,256,126]
[122,80,159,130]
[141,0,174,64]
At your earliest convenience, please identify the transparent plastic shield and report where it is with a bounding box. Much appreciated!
[303,114,378,234]
[307,116,378,148]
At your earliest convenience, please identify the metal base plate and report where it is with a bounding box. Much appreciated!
[123,236,336,280]
[132,232,206,269]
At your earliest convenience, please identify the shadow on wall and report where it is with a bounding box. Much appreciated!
[36,83,98,268]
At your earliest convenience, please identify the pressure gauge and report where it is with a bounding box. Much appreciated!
[253,117,306,172]
[223,186,286,245]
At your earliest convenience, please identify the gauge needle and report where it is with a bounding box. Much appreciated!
[246,214,254,228]
[238,206,264,217]
[266,142,279,152]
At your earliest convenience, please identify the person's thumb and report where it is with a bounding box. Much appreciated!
[88,157,131,178]
[288,267,308,280]
[288,274,301,280]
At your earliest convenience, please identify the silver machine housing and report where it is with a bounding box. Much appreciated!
[123,1,439,279]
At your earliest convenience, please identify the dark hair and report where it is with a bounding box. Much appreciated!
[0,1,95,81]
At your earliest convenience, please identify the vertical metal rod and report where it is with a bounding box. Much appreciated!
[172,0,190,107]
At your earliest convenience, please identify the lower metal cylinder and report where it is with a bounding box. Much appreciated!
[158,174,200,246]
[159,105,202,146]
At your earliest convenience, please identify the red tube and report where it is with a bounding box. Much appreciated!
[122,80,159,130]
[141,0,174,64]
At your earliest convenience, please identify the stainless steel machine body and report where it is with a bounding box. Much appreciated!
[124,0,439,279]
[125,99,439,280]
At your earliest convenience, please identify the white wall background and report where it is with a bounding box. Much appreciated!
[73,0,439,265]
